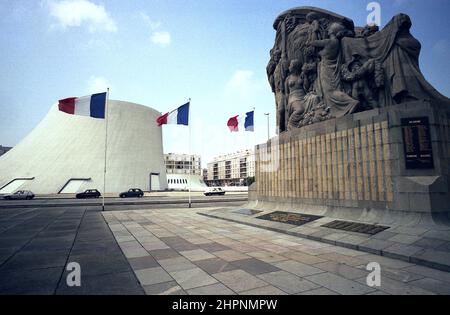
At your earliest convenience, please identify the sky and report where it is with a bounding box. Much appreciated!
[1,0,449,167]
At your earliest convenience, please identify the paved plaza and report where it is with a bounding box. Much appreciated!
[1,205,450,295]
[104,207,450,295]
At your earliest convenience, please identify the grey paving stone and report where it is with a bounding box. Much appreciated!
[212,269,268,293]
[149,248,181,260]
[411,248,450,271]
[1,248,70,271]
[198,242,231,253]
[274,260,324,277]
[230,258,280,275]
[306,272,376,295]
[381,267,425,283]
[359,239,395,255]
[404,265,450,283]
[0,266,63,295]
[213,250,250,262]
[128,256,159,270]
[316,252,367,267]
[121,247,150,259]
[240,285,287,295]
[357,253,413,269]
[65,252,131,276]
[246,251,288,263]
[179,249,216,262]
[422,230,450,242]
[412,237,447,250]
[194,258,237,274]
[257,271,320,294]
[144,281,186,295]
[158,256,197,272]
[436,241,450,252]
[281,251,327,264]
[355,276,435,295]
[134,267,173,286]
[160,236,198,251]
[383,243,425,260]
[408,277,450,295]
[371,231,398,241]
[57,271,144,295]
[187,283,235,295]
[297,287,340,295]
[388,234,421,245]
[314,261,368,280]
[170,267,218,290]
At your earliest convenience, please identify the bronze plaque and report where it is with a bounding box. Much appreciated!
[257,211,322,226]
[401,117,434,169]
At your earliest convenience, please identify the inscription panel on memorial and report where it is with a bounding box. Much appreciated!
[401,117,434,169]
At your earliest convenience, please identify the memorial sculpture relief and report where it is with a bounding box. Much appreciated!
[268,7,450,132]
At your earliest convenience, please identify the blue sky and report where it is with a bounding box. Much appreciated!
[1,0,449,167]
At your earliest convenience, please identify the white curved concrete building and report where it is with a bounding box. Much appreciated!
[0,100,167,194]
[167,174,207,192]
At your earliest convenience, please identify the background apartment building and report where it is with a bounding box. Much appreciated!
[206,150,255,186]
[164,153,201,175]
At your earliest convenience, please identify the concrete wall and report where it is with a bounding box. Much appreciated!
[0,100,167,194]
[253,101,450,218]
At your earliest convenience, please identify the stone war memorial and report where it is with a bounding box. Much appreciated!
[204,7,450,271]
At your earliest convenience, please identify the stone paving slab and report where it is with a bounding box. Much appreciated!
[0,207,144,295]
[199,208,450,272]
[102,207,450,295]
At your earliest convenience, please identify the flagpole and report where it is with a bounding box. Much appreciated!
[188,98,192,208]
[102,88,110,211]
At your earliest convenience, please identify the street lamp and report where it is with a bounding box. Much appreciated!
[264,113,270,141]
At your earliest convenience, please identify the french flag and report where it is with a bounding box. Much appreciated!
[157,102,190,126]
[58,92,107,119]
[227,111,254,132]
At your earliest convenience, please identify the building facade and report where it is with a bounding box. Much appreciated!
[0,100,168,194]
[164,153,201,176]
[206,150,255,186]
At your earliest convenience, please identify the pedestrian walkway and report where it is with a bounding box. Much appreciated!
[103,208,450,295]
[0,207,143,294]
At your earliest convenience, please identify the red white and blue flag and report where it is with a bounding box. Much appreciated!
[157,102,190,126]
[227,111,254,132]
[58,92,107,119]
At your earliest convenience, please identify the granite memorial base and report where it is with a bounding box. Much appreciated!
[251,100,450,226]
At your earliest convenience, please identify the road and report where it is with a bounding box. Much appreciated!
[0,193,248,209]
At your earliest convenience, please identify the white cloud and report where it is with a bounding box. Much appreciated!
[140,12,171,47]
[151,31,171,46]
[87,76,110,94]
[47,0,117,32]
[140,12,161,30]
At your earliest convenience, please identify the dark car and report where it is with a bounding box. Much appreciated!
[76,189,101,199]
[119,188,144,198]
[3,190,35,200]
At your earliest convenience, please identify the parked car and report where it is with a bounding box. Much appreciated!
[119,188,144,198]
[3,190,35,200]
[76,189,101,199]
[204,187,225,196]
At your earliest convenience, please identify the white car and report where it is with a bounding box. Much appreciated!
[3,190,35,200]
[204,187,225,196]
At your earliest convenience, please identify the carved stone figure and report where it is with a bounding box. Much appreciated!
[310,22,359,118]
[267,7,450,133]
[341,55,379,110]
